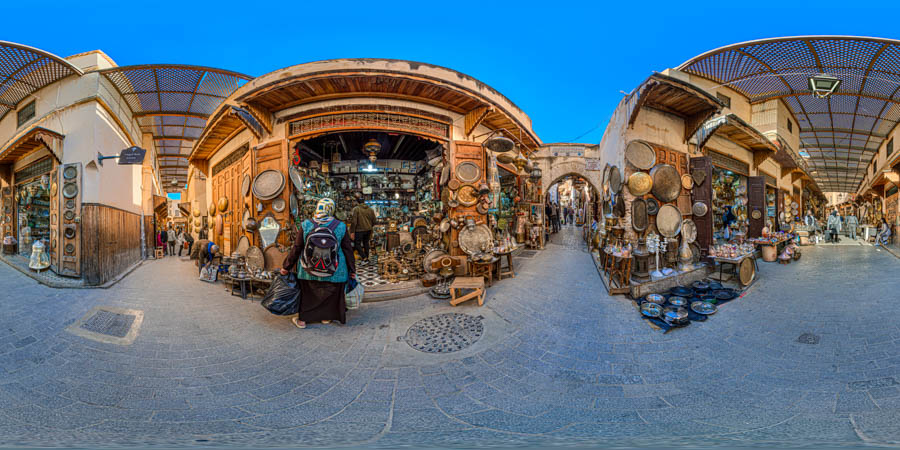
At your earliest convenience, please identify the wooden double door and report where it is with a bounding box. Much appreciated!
[211,150,253,255]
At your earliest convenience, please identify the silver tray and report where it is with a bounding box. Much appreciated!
[641,302,662,318]
[691,301,717,315]
[668,296,688,307]
[646,293,665,304]
[458,224,493,256]
[252,170,285,201]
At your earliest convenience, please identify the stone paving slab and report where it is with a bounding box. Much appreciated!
[0,227,894,447]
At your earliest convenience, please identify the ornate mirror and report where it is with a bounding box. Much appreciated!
[258,214,281,249]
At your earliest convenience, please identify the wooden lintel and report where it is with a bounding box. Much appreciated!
[781,167,796,179]
[791,170,804,184]
[627,82,656,128]
[885,170,900,186]
[242,101,273,134]
[192,159,209,176]
[464,106,492,137]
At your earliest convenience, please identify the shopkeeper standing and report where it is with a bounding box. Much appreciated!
[348,198,376,262]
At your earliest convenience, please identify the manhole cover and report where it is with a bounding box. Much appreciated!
[517,250,538,258]
[67,307,144,345]
[81,310,136,338]
[797,333,820,344]
[402,313,484,353]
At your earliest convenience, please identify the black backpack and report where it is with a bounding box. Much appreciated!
[301,220,341,277]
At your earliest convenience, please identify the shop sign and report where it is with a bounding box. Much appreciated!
[289,112,450,140]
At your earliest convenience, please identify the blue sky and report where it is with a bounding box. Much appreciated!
[7,1,898,144]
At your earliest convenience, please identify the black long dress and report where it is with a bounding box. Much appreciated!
[282,221,356,324]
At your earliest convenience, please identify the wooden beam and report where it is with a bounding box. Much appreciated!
[464,106,492,137]
[791,170,804,184]
[753,150,770,171]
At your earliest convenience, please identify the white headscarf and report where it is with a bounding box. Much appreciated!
[314,198,336,222]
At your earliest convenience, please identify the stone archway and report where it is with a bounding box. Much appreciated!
[536,158,602,196]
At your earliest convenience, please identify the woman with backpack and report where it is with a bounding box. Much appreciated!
[281,198,356,329]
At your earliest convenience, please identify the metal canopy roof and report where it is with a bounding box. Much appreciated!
[100,65,250,190]
[679,36,900,193]
[0,41,82,121]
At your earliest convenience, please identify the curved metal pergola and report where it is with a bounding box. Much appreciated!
[0,41,83,121]
[678,36,900,192]
[100,65,251,189]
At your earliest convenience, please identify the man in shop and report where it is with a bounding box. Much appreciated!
[196,240,219,274]
[159,227,168,256]
[349,197,376,262]
[846,211,859,241]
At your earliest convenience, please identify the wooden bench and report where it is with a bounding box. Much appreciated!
[449,277,485,306]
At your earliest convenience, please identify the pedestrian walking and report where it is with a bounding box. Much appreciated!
[846,212,859,240]
[826,210,840,243]
[348,197,376,262]
[281,198,356,329]
[166,225,176,256]
[551,203,561,233]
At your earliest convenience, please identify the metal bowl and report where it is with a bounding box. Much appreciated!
[646,293,665,304]
[670,286,693,297]
[662,306,689,325]
[713,289,739,301]
[641,302,663,318]
[707,281,723,290]
[668,296,688,307]
[691,281,709,292]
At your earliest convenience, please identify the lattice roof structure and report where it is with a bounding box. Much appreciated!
[101,65,250,190]
[679,36,900,193]
[0,41,82,121]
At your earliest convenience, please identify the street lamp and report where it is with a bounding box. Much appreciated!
[808,74,842,99]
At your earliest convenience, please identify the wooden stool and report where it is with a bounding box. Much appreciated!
[449,277,485,306]
[154,247,164,259]
[603,250,615,275]
[468,260,494,288]
[496,252,515,280]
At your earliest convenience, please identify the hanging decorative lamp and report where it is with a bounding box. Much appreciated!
[364,138,381,163]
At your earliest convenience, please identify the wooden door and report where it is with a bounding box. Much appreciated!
[690,156,713,257]
[748,176,765,238]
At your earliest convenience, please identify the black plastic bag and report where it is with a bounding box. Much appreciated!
[260,273,301,315]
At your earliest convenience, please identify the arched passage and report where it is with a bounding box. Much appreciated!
[545,174,600,247]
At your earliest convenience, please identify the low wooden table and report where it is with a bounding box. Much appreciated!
[712,254,757,285]
[449,277,485,306]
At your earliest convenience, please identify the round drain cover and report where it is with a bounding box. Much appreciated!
[403,313,484,353]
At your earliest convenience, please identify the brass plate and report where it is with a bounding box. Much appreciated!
[608,166,622,194]
[241,174,251,197]
[682,219,697,243]
[252,170,286,201]
[647,198,660,215]
[63,166,77,179]
[62,183,78,199]
[751,209,762,220]
[217,196,229,213]
[65,243,75,254]
[739,257,755,286]
[246,246,264,269]
[447,179,461,191]
[650,164,680,203]
[624,140,656,170]
[692,201,708,217]
[615,191,626,218]
[455,161,481,184]
[64,210,75,221]
[632,198,648,232]
[456,185,478,206]
[691,169,706,187]
[681,174,693,190]
[272,198,286,213]
[656,204,682,238]
[263,244,289,271]
[209,202,217,216]
[235,235,250,256]
[627,172,652,196]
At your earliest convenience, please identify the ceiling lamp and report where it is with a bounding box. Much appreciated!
[808,74,842,99]
[484,135,514,153]
[364,138,381,163]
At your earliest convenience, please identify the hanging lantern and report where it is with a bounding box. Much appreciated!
[364,138,381,163]
[530,168,542,179]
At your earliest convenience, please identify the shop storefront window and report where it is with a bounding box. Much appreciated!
[712,168,748,243]
[15,161,52,256]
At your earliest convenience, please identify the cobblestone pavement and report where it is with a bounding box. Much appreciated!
[0,226,898,448]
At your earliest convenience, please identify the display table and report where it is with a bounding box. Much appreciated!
[711,254,757,285]
[468,258,498,288]
[750,237,791,262]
